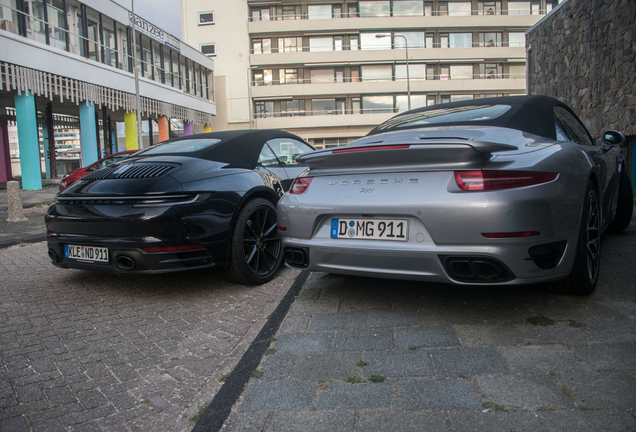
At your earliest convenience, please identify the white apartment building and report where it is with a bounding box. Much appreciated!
[181,0,556,148]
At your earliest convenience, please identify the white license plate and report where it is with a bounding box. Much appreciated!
[65,244,109,263]
[330,218,409,241]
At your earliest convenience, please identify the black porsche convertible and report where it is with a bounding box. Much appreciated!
[45,130,314,284]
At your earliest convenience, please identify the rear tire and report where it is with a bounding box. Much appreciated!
[223,198,282,285]
[607,168,633,233]
[550,181,600,295]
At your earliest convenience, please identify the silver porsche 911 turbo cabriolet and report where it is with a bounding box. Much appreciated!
[277,96,633,295]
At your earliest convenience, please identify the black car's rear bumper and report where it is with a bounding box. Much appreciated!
[46,237,228,274]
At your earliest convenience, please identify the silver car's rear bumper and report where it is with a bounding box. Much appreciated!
[277,171,587,285]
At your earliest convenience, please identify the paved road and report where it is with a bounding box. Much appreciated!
[0,242,300,431]
[224,216,636,431]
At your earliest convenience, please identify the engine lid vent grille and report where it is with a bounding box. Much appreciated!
[82,164,175,181]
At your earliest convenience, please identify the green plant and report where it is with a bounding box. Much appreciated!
[346,376,366,383]
[159,370,167,375]
[269,337,278,342]
[568,320,586,328]
[264,348,276,356]
[251,370,264,378]
[356,361,367,367]
[219,373,231,383]
[369,375,385,383]
[408,346,417,350]
[526,316,555,326]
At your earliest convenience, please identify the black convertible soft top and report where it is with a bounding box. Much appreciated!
[367,95,576,140]
[133,129,306,169]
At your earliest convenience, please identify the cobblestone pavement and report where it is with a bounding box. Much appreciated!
[0,242,300,431]
[224,216,636,431]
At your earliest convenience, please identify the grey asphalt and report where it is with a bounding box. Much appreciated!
[223,209,636,431]
[0,181,59,249]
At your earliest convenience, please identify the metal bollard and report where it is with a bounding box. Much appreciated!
[7,181,27,222]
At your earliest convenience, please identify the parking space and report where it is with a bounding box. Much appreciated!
[224,219,636,431]
[0,242,299,431]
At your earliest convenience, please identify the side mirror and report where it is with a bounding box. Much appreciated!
[603,130,625,148]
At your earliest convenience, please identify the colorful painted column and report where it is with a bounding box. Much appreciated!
[124,111,139,150]
[14,90,42,190]
[157,116,169,142]
[203,124,212,133]
[183,121,193,136]
[0,119,12,183]
[79,101,99,167]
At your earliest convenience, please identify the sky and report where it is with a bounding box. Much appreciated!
[113,0,182,38]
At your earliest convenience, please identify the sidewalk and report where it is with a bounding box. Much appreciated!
[0,181,60,249]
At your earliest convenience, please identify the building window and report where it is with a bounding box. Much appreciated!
[395,32,426,49]
[396,94,428,112]
[309,37,334,52]
[198,12,214,25]
[251,7,270,21]
[479,32,502,47]
[508,32,526,47]
[361,65,392,82]
[448,2,471,16]
[278,37,303,53]
[252,38,271,54]
[427,95,436,106]
[478,1,501,15]
[200,44,215,56]
[349,35,359,50]
[308,4,332,19]
[311,98,345,115]
[395,64,426,81]
[450,65,473,79]
[253,69,273,86]
[311,68,335,84]
[360,33,391,50]
[281,100,305,116]
[393,1,423,16]
[279,68,299,84]
[362,95,393,114]
[480,63,502,79]
[359,1,390,17]
[449,33,473,48]
[255,101,274,118]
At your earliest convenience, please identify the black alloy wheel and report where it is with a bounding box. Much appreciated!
[224,198,282,285]
[584,188,600,283]
[550,181,600,295]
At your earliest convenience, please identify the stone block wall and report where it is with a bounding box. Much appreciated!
[526,0,635,140]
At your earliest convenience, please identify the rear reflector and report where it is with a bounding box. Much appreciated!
[289,177,313,194]
[332,145,410,153]
[278,226,287,232]
[144,245,206,254]
[455,171,558,191]
[482,231,541,238]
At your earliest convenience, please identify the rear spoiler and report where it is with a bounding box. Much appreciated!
[298,139,517,175]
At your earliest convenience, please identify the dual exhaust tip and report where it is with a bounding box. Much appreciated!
[284,247,309,269]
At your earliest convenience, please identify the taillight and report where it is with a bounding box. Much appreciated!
[454,171,558,191]
[290,177,313,194]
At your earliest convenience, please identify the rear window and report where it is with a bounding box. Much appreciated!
[376,104,511,131]
[136,139,222,156]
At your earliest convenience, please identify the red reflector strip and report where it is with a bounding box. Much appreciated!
[481,231,541,238]
[278,226,287,232]
[144,245,206,254]
[332,145,410,153]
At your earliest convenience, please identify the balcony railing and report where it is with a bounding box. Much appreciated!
[249,8,553,22]
[251,41,526,55]
[251,73,526,86]
[1,4,211,101]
